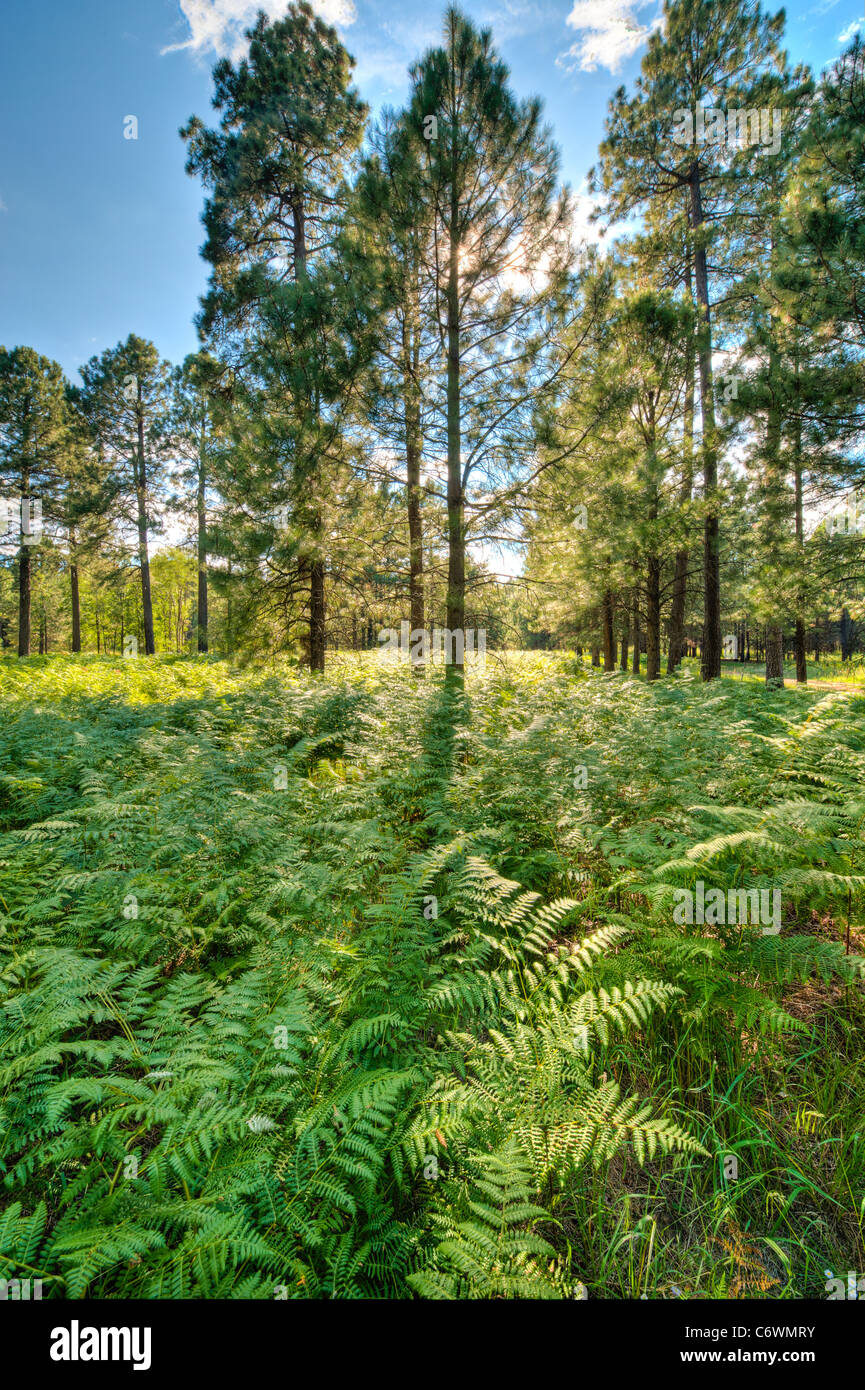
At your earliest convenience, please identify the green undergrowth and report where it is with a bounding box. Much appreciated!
[0,653,863,1298]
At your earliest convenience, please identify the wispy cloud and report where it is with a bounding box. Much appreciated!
[571,182,604,246]
[838,18,863,44]
[351,6,555,100]
[478,0,554,43]
[351,40,413,93]
[162,0,357,62]
[348,14,438,94]
[558,0,661,75]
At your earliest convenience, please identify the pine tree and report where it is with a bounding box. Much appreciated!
[406,7,572,673]
[57,388,112,653]
[591,0,789,681]
[353,111,437,657]
[0,346,69,655]
[77,336,172,656]
[791,37,865,371]
[181,1,368,672]
[169,353,227,654]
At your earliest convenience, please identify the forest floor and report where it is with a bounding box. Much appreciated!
[719,658,865,691]
[0,652,863,1298]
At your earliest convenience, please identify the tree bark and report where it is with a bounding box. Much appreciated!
[766,626,784,685]
[689,166,720,682]
[135,399,156,656]
[17,542,31,656]
[404,307,424,671]
[840,607,853,661]
[602,590,615,671]
[292,192,326,673]
[226,560,234,659]
[762,321,785,688]
[792,381,807,685]
[445,190,465,675]
[197,424,208,654]
[668,262,694,673]
[310,557,326,672]
[646,555,661,681]
[70,554,81,653]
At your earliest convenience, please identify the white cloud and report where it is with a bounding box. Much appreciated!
[0,196,7,213]
[350,14,440,94]
[572,183,603,246]
[351,37,415,93]
[838,19,863,44]
[571,180,636,247]
[558,0,660,74]
[478,1,551,43]
[162,0,356,62]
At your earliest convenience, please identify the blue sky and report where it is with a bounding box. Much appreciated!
[0,0,861,384]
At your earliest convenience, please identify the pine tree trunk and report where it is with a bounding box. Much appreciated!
[668,287,694,673]
[17,542,31,656]
[689,167,720,682]
[135,407,156,656]
[197,439,208,654]
[667,550,688,674]
[631,584,640,674]
[445,204,464,676]
[794,621,807,684]
[292,193,326,674]
[70,559,81,652]
[619,601,629,671]
[226,561,234,659]
[602,590,615,671]
[310,559,326,672]
[840,607,853,661]
[591,645,600,667]
[766,626,784,686]
[763,327,786,688]
[646,555,661,681]
[793,396,806,685]
[404,311,424,672]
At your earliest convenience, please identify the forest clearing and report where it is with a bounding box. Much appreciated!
[1,651,863,1305]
